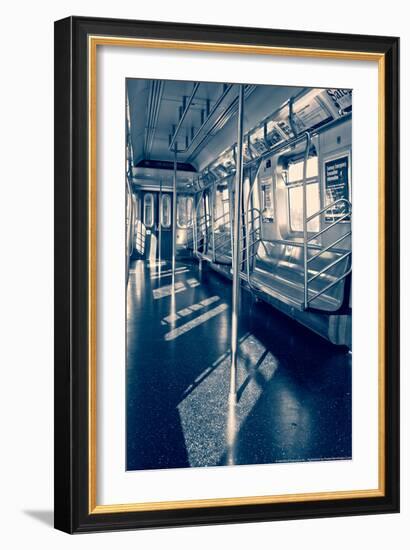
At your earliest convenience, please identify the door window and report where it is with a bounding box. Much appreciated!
[143,193,154,228]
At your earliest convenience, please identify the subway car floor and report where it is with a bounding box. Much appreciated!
[126,258,352,471]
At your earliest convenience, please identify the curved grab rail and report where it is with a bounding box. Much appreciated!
[302,132,312,309]
[192,217,210,255]
[245,161,263,288]
[193,190,206,256]
[245,207,263,287]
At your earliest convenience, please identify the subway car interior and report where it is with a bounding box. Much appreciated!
[126,79,352,470]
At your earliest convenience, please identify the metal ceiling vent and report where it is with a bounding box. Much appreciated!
[143,80,164,160]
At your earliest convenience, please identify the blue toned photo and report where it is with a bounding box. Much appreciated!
[125,79,352,471]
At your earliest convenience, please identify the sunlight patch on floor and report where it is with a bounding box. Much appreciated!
[161,296,222,326]
[177,334,279,467]
[152,281,186,300]
[164,303,228,341]
[150,266,190,280]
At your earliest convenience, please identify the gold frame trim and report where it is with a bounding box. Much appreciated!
[88,35,386,514]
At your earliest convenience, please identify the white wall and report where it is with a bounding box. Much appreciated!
[0,0,407,547]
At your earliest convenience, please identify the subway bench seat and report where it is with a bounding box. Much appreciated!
[251,241,351,312]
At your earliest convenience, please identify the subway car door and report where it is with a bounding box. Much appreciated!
[141,191,157,262]
[159,192,173,261]
[142,191,173,262]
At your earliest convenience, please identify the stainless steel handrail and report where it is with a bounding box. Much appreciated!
[302,132,311,309]
[302,192,352,308]
[239,248,259,266]
[190,210,210,255]
[213,220,231,235]
[212,223,260,254]
[213,232,231,246]
[193,191,204,256]
[210,188,216,262]
[307,251,352,284]
[308,267,352,305]
[212,228,233,253]
[245,208,262,284]
[189,207,213,260]
[245,161,263,288]
[306,198,351,223]
[306,210,352,242]
[195,216,210,231]
[197,110,351,196]
[207,209,232,256]
[212,211,236,235]
[307,231,352,263]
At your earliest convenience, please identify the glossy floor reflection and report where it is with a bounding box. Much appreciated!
[126,259,352,471]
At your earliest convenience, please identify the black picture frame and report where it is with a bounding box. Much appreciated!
[54,16,400,534]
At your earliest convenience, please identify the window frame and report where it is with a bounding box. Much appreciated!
[176,195,194,228]
[143,192,154,228]
[284,155,320,235]
[186,196,193,228]
[160,193,172,228]
[287,181,321,233]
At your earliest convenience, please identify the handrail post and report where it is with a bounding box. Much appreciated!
[230,85,245,402]
[172,148,178,281]
[229,178,234,261]
[168,82,200,152]
[211,186,216,262]
[158,179,162,267]
[194,189,203,257]
[245,161,262,288]
[302,132,311,310]
[193,199,198,256]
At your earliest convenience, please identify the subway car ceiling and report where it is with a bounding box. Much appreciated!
[126,79,305,191]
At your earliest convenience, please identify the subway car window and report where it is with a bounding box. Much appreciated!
[186,197,193,226]
[288,184,320,232]
[143,193,154,228]
[177,196,193,228]
[215,186,230,224]
[286,156,320,232]
[160,194,171,228]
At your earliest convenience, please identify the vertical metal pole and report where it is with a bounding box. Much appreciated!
[211,185,216,262]
[230,85,245,401]
[158,179,162,267]
[229,180,234,261]
[302,132,311,309]
[193,197,198,256]
[172,148,178,280]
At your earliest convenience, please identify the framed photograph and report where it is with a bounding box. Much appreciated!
[54,16,399,533]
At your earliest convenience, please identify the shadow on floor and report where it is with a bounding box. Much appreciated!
[23,510,54,527]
